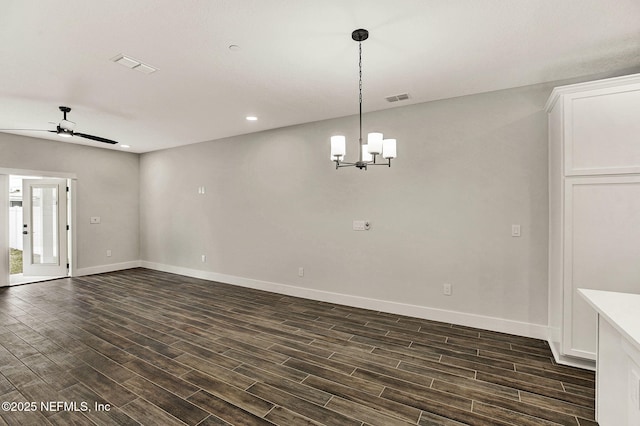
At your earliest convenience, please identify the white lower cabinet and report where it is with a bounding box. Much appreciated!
[562,176,640,359]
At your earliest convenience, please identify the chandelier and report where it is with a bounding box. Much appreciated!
[330,28,397,170]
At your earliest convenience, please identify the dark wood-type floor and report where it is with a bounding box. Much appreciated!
[0,268,598,425]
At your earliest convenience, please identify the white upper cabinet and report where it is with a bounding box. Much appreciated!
[546,75,640,177]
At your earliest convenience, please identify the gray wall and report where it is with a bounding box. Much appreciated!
[0,134,139,271]
[140,82,551,326]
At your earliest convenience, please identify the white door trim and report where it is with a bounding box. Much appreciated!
[0,175,8,287]
[1,168,77,285]
[0,168,76,180]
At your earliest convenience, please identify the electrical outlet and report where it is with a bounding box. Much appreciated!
[443,283,452,296]
[511,224,521,237]
[106,250,112,257]
[298,267,304,277]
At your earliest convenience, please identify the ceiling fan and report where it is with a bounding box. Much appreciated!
[0,106,118,145]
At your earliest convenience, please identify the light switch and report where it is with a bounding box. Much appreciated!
[511,224,521,237]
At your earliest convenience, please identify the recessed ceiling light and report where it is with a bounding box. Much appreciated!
[246,116,258,121]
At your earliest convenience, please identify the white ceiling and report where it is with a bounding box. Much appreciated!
[1,0,639,153]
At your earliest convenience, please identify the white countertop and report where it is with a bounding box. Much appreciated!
[579,288,640,355]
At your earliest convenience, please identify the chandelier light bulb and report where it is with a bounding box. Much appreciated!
[382,139,397,159]
[330,135,346,159]
[367,132,383,155]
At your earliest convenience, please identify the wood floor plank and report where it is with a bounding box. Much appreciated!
[0,269,598,426]
[122,342,192,376]
[283,357,385,396]
[247,382,361,426]
[234,363,332,406]
[122,357,198,398]
[352,368,471,411]
[472,400,562,426]
[381,387,512,426]
[47,409,94,425]
[171,339,241,370]
[69,364,137,406]
[326,395,416,426]
[181,369,274,417]
[0,375,14,396]
[120,397,186,426]
[329,347,401,369]
[175,352,256,390]
[123,375,209,425]
[301,374,422,423]
[269,343,357,375]
[224,347,306,377]
[264,406,324,426]
[187,389,275,426]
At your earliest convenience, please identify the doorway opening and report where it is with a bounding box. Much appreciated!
[8,175,71,285]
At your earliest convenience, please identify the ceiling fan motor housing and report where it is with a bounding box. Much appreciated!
[59,119,76,131]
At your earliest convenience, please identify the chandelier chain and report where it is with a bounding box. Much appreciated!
[358,41,363,106]
[358,41,363,145]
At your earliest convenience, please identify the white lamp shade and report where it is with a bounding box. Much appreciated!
[330,135,346,160]
[361,144,373,162]
[382,139,397,159]
[367,132,383,155]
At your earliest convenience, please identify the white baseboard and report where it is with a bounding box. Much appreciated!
[141,261,549,341]
[75,260,141,277]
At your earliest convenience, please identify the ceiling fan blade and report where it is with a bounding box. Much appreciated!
[0,128,55,132]
[74,132,118,145]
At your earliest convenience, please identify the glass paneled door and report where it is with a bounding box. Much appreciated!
[22,179,68,277]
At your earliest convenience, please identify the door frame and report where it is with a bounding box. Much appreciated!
[0,167,77,287]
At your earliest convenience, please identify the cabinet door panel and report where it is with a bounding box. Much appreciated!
[565,86,640,175]
[563,177,640,358]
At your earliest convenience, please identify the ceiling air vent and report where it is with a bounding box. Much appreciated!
[385,93,410,103]
[111,54,158,74]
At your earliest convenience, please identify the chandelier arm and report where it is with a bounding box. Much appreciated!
[366,160,391,167]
